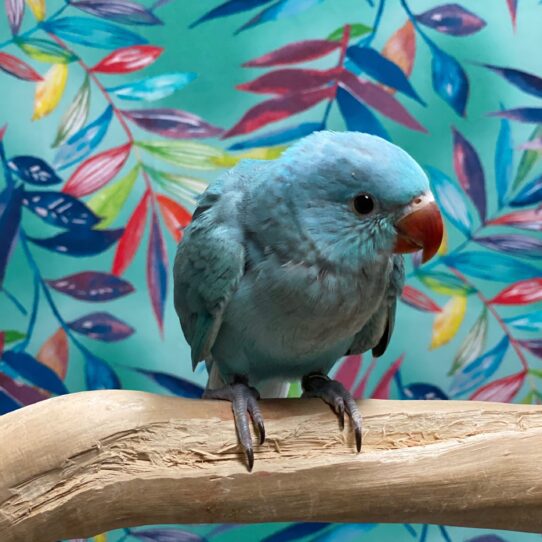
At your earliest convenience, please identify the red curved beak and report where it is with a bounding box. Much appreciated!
[394,196,444,263]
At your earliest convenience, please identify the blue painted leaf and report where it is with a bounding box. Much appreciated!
[70,0,163,26]
[8,156,62,185]
[236,0,325,35]
[519,339,542,358]
[42,17,148,49]
[430,43,469,116]
[415,4,486,36]
[484,65,542,99]
[54,105,114,170]
[490,108,542,123]
[504,311,542,332]
[311,524,377,542]
[46,271,134,301]
[474,234,542,259]
[137,369,203,399]
[84,352,121,389]
[131,528,205,542]
[68,312,134,341]
[402,382,448,400]
[443,251,540,281]
[425,166,472,236]
[452,127,486,221]
[0,185,23,288]
[336,86,389,140]
[106,73,196,101]
[509,174,542,206]
[147,212,168,331]
[0,389,21,414]
[450,336,509,396]
[28,228,123,256]
[2,351,68,395]
[495,117,513,208]
[122,109,223,139]
[346,46,424,104]
[465,536,508,542]
[263,524,330,542]
[22,190,100,229]
[190,0,274,28]
[228,122,323,150]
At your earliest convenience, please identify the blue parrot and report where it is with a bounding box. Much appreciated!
[174,131,443,470]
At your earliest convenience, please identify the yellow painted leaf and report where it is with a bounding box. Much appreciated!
[437,223,448,255]
[26,0,46,20]
[33,63,68,120]
[381,20,415,94]
[430,295,467,350]
[211,145,287,167]
[92,535,107,542]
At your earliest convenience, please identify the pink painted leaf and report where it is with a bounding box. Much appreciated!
[223,86,335,138]
[400,285,441,312]
[371,354,405,399]
[0,51,42,81]
[5,0,24,34]
[90,45,163,74]
[486,208,542,231]
[0,373,50,405]
[122,109,223,139]
[353,357,376,399]
[469,371,525,402]
[156,194,191,242]
[415,4,486,36]
[489,108,542,123]
[243,39,340,68]
[339,71,427,132]
[62,143,132,197]
[147,211,168,332]
[506,0,517,30]
[519,339,542,359]
[334,354,362,391]
[36,328,68,379]
[68,311,134,342]
[46,271,135,301]
[237,67,340,96]
[452,127,486,221]
[112,190,150,276]
[489,278,542,305]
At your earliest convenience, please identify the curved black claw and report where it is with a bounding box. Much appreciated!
[203,380,265,471]
[302,374,363,452]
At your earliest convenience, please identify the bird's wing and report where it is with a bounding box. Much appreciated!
[173,185,245,370]
[347,256,405,357]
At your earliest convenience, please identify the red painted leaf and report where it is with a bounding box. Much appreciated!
[371,354,405,399]
[0,51,42,81]
[452,127,486,221]
[223,86,335,138]
[6,0,24,34]
[0,332,4,357]
[401,285,441,312]
[36,328,68,379]
[0,124,7,141]
[156,194,191,242]
[506,0,517,30]
[112,190,150,276]
[243,39,340,68]
[486,208,542,231]
[0,373,50,405]
[334,354,362,391]
[489,278,542,305]
[122,109,223,139]
[238,68,341,95]
[340,71,426,132]
[147,211,168,332]
[90,45,163,74]
[469,371,525,402]
[353,357,376,399]
[62,143,132,197]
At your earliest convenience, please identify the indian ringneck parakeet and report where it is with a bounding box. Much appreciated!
[174,131,443,470]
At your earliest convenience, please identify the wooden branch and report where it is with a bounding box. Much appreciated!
[1,391,542,541]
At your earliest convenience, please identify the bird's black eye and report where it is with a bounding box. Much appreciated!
[353,194,374,215]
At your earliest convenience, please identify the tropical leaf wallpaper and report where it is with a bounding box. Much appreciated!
[0,0,541,541]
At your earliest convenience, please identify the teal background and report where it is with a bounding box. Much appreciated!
[0,1,541,541]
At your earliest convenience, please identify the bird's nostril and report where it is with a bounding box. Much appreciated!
[414,197,422,205]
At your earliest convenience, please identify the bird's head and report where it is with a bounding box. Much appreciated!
[255,131,443,269]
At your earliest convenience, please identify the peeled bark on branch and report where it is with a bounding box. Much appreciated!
[1,391,542,541]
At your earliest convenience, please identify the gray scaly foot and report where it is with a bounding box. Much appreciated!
[302,373,362,452]
[203,379,265,471]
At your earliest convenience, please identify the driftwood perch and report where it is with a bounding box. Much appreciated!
[1,391,542,541]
